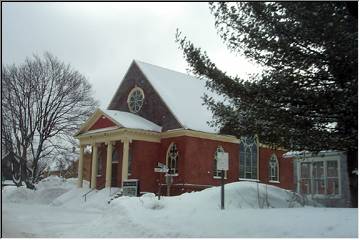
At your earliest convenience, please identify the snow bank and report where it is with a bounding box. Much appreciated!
[3,176,75,205]
[2,177,357,238]
[112,181,307,212]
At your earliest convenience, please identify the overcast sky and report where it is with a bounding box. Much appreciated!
[3,2,259,109]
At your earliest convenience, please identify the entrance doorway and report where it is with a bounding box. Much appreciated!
[111,163,118,187]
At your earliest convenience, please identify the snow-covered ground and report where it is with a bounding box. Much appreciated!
[2,176,358,237]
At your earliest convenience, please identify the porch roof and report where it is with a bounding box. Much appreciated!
[75,108,162,137]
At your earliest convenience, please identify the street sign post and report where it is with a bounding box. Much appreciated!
[154,167,168,173]
[216,152,229,210]
[165,174,173,196]
[154,162,169,200]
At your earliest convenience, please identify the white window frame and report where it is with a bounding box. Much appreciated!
[297,157,341,199]
[213,146,228,179]
[166,143,179,176]
[268,153,280,183]
[239,136,259,181]
[127,86,145,113]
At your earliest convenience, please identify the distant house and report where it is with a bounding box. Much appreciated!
[74,60,294,196]
[44,151,92,180]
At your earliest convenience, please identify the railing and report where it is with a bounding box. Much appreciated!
[107,188,123,204]
[82,188,95,202]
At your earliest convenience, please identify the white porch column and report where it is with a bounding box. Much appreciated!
[105,142,113,188]
[77,145,84,188]
[90,144,98,189]
[121,138,130,184]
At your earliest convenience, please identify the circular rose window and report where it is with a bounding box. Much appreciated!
[127,87,144,113]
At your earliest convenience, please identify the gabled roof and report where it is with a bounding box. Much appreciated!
[75,108,162,136]
[103,109,162,132]
[134,60,223,133]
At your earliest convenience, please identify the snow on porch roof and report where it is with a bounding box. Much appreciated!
[135,60,224,134]
[102,109,162,132]
[76,108,162,136]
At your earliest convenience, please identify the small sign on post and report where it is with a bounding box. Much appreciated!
[154,167,168,173]
[154,162,169,200]
[217,152,229,171]
[165,174,173,196]
[216,152,229,210]
[122,179,140,197]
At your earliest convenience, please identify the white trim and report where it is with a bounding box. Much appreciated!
[165,173,179,177]
[238,178,260,182]
[213,176,228,180]
[269,180,280,184]
[161,183,213,188]
[82,126,119,135]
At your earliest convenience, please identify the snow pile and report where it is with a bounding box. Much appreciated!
[167,181,306,209]
[2,176,79,205]
[2,177,357,238]
[112,181,306,213]
[108,182,355,238]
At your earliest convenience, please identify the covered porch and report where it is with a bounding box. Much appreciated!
[75,108,162,189]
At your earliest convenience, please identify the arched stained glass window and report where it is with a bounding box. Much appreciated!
[239,136,258,179]
[166,143,179,175]
[268,154,279,181]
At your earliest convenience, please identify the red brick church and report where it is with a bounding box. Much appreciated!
[75,60,293,195]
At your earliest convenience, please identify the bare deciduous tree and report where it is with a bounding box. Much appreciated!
[2,53,98,187]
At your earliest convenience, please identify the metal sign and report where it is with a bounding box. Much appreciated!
[157,162,167,168]
[217,152,229,170]
[154,167,168,173]
[122,179,139,197]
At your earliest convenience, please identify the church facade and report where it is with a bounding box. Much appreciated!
[75,60,294,195]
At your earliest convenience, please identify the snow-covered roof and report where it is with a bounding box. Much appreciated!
[135,60,223,133]
[283,150,345,159]
[102,109,162,132]
[76,108,162,137]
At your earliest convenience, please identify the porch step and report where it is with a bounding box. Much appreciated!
[107,191,123,204]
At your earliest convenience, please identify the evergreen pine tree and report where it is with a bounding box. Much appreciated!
[176,2,357,206]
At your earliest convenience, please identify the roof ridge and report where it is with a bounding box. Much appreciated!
[134,60,198,80]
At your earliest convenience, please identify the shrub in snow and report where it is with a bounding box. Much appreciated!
[139,193,165,210]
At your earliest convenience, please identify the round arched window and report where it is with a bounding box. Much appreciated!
[127,87,144,113]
